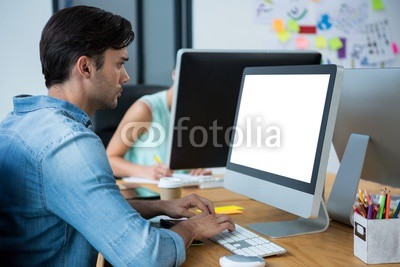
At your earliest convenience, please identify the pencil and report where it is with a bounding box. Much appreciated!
[377,190,386,219]
[357,203,367,218]
[367,202,373,220]
[358,189,365,205]
[353,205,362,216]
[364,189,371,204]
[385,190,391,219]
[373,204,379,219]
[393,201,400,218]
[154,155,162,163]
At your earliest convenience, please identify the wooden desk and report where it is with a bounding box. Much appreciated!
[132,174,400,267]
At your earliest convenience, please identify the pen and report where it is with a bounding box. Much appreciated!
[154,155,162,163]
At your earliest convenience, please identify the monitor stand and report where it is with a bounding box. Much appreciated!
[327,133,370,226]
[248,200,329,238]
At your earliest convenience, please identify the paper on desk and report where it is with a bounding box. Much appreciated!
[196,205,244,215]
[123,177,159,185]
[215,205,244,214]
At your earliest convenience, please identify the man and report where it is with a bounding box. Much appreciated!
[0,5,234,266]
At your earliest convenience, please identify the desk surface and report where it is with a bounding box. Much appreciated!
[130,173,400,267]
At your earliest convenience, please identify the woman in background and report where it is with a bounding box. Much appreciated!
[107,70,210,179]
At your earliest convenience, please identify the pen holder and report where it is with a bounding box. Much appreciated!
[354,213,400,264]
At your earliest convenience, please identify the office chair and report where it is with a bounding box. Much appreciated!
[92,84,168,148]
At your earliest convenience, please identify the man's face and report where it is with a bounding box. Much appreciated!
[90,48,130,110]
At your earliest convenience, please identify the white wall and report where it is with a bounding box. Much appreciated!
[0,1,52,120]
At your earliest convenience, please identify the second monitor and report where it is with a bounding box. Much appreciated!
[166,49,322,170]
[328,67,400,225]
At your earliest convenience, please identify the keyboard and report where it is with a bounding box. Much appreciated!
[210,224,287,257]
[172,173,214,187]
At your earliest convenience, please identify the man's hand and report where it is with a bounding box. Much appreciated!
[170,212,235,249]
[162,194,215,218]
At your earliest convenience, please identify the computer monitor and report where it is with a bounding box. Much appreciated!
[166,49,322,170]
[224,64,344,238]
[327,67,400,226]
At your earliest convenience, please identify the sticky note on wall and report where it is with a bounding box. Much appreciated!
[287,20,300,33]
[372,0,385,11]
[329,37,343,51]
[315,36,327,48]
[272,19,285,33]
[277,31,291,43]
[299,25,317,34]
[393,42,399,55]
[337,38,347,59]
[296,36,309,49]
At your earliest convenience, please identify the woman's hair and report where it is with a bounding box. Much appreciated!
[40,5,134,88]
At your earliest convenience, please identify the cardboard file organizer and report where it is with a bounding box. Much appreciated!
[354,213,400,264]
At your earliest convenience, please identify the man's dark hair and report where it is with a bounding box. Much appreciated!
[40,5,134,88]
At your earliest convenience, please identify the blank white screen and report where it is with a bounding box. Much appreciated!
[230,74,330,183]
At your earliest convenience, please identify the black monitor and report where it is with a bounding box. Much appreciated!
[224,64,343,238]
[327,67,400,225]
[166,49,322,170]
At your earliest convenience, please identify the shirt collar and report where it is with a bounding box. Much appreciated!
[13,95,92,128]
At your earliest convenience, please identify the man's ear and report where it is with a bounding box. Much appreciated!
[76,56,92,78]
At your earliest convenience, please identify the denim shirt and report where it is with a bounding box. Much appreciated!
[0,95,185,266]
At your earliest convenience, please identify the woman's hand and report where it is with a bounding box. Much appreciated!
[143,163,172,180]
[189,168,212,176]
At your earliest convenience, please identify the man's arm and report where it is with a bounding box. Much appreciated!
[127,199,167,219]
[42,132,186,266]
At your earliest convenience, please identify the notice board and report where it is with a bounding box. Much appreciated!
[192,0,400,68]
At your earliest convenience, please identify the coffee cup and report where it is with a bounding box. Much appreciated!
[158,177,182,200]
